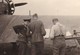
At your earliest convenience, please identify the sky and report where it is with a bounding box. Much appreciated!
[13,0,80,15]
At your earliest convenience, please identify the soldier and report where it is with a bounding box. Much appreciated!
[24,18,32,55]
[13,19,31,55]
[28,13,46,55]
[49,18,66,55]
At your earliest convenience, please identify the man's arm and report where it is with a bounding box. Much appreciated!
[26,25,32,47]
[49,26,54,40]
[27,25,32,41]
[26,26,30,37]
[41,21,46,36]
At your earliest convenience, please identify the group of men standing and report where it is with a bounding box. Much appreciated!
[13,13,66,55]
[13,13,46,55]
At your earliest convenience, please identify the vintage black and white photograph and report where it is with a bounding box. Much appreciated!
[0,0,80,55]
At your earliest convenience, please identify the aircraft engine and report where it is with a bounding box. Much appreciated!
[0,0,27,15]
[5,0,15,15]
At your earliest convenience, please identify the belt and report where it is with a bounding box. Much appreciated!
[51,35,65,40]
[54,35,64,38]
[55,35,64,37]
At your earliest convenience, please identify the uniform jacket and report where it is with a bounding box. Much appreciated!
[28,20,46,43]
[49,22,66,39]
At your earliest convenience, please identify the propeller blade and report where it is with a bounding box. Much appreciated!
[14,2,27,7]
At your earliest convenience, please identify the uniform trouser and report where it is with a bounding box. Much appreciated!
[17,41,28,55]
[31,41,44,55]
[53,37,66,55]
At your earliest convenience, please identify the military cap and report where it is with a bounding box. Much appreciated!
[33,13,38,18]
[23,19,31,22]
[52,18,58,21]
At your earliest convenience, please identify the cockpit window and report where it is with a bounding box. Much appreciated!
[0,0,8,4]
[3,0,7,3]
[0,0,2,2]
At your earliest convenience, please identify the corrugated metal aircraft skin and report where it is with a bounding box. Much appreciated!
[0,15,12,38]
[0,15,29,43]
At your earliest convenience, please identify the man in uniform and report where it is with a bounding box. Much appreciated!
[49,18,66,55]
[13,19,31,55]
[28,13,46,55]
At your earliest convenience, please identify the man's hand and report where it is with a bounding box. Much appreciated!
[51,38,54,40]
[48,37,54,40]
[27,41,32,48]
